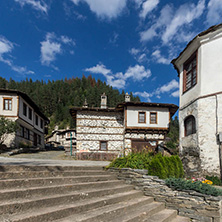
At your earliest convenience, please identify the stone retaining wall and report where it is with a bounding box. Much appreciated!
[108,168,222,222]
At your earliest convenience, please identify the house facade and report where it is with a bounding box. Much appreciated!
[46,129,76,149]
[0,89,49,148]
[70,93,178,160]
[172,24,222,177]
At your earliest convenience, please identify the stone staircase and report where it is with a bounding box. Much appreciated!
[0,165,190,222]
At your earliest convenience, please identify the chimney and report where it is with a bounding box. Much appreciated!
[101,93,107,109]
[125,92,130,102]
[82,98,88,108]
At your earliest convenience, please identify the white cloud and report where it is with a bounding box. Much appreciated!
[140,0,205,44]
[70,0,127,19]
[14,0,48,13]
[162,0,205,44]
[85,64,111,75]
[171,90,180,97]
[0,36,33,74]
[140,0,159,19]
[129,48,148,63]
[40,33,75,67]
[134,79,179,101]
[207,0,222,25]
[125,64,151,81]
[109,32,119,45]
[158,79,179,94]
[152,49,170,64]
[134,91,152,102]
[85,63,151,89]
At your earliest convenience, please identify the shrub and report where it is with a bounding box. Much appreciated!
[206,175,222,186]
[166,178,222,196]
[148,154,184,179]
[106,152,153,169]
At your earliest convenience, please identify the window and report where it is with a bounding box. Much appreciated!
[138,112,146,123]
[29,108,32,120]
[184,115,196,136]
[35,115,38,126]
[100,141,107,151]
[150,112,157,124]
[183,52,197,92]
[21,125,25,137]
[3,98,12,110]
[23,103,27,116]
[40,119,43,128]
[38,135,41,144]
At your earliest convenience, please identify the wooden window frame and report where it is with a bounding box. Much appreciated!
[150,112,157,124]
[40,119,43,129]
[138,111,146,123]
[100,141,108,151]
[3,98,12,111]
[183,51,198,93]
[184,115,196,136]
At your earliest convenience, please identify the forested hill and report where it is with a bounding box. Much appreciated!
[0,76,140,133]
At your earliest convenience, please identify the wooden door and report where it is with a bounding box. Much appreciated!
[131,139,157,153]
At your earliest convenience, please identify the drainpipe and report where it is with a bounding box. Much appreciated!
[70,132,72,156]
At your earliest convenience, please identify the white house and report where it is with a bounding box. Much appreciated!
[172,23,222,177]
[0,89,49,148]
[46,129,76,149]
[70,93,178,160]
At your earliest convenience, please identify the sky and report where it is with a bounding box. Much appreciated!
[0,0,222,106]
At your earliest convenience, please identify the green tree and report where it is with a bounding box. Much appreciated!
[0,117,17,145]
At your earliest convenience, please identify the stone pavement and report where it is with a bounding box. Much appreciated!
[0,156,110,167]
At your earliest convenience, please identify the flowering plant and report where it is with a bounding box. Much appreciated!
[191,177,213,185]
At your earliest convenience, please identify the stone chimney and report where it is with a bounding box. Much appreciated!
[82,98,88,108]
[125,92,130,102]
[101,93,107,109]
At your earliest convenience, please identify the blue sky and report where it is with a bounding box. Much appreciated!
[0,0,222,105]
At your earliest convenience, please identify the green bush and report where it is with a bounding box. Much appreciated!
[148,154,184,179]
[106,152,153,169]
[206,175,222,186]
[166,178,222,196]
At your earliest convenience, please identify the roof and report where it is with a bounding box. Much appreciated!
[116,101,178,116]
[70,101,178,118]
[171,23,222,74]
[0,88,49,122]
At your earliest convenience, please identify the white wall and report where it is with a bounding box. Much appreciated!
[0,93,18,117]
[126,106,169,128]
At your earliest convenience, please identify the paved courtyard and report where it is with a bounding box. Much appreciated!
[0,151,110,166]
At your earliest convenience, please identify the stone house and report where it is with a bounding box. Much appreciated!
[172,23,222,177]
[70,93,178,160]
[0,89,49,148]
[46,129,76,149]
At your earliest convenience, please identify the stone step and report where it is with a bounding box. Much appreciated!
[111,201,165,222]
[4,190,143,222]
[0,170,111,179]
[56,196,155,222]
[0,180,125,201]
[0,165,103,172]
[0,174,116,189]
[142,209,177,222]
[0,184,134,215]
[171,216,191,222]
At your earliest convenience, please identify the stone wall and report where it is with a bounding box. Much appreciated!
[108,168,222,222]
[76,110,124,158]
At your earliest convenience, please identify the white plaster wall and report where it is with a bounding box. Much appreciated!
[178,49,201,108]
[200,36,222,96]
[0,93,18,116]
[126,107,169,128]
